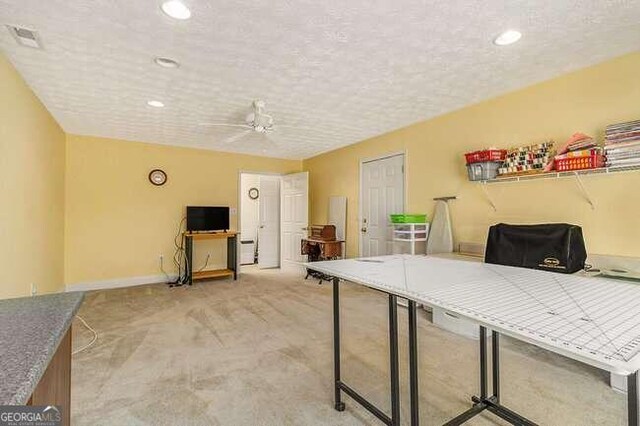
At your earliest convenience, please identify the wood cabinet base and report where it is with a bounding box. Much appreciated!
[28,328,71,426]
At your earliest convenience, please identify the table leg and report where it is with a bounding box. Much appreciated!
[389,295,400,426]
[480,326,488,399]
[629,371,638,426]
[492,331,500,402]
[333,277,345,411]
[408,300,419,426]
[444,326,537,426]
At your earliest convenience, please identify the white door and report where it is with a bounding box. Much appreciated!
[360,154,404,257]
[258,176,280,268]
[281,172,309,265]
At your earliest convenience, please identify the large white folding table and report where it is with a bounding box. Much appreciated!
[307,255,640,426]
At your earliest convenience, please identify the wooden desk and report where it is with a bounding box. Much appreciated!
[301,238,344,283]
[184,232,238,284]
[302,238,344,259]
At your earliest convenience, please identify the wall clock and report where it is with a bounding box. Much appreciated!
[248,187,259,200]
[149,169,167,186]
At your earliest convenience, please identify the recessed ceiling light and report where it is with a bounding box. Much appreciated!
[154,57,180,68]
[161,1,191,20]
[494,30,522,46]
[147,100,165,108]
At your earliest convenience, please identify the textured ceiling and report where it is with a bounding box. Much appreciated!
[1,1,639,159]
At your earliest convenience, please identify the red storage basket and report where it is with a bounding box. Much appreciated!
[465,149,507,164]
[555,154,604,172]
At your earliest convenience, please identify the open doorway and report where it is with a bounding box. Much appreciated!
[239,172,281,269]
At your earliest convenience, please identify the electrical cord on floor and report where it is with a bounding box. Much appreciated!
[72,315,98,355]
[196,253,211,272]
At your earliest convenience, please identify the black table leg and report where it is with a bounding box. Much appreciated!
[330,281,401,426]
[408,300,419,426]
[480,326,488,399]
[492,331,500,402]
[444,326,537,426]
[333,277,345,411]
[388,295,400,426]
[629,371,638,426]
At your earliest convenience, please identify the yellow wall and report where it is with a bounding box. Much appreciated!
[3,49,639,293]
[0,54,66,299]
[65,135,301,285]
[304,52,640,259]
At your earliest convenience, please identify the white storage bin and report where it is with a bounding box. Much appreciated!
[432,307,480,339]
[466,161,501,181]
[395,232,427,240]
[394,224,428,232]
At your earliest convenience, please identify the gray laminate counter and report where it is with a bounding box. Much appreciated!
[0,292,84,405]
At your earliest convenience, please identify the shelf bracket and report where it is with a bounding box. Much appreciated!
[573,173,595,210]
[479,182,497,212]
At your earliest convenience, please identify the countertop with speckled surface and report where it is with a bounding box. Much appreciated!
[0,292,84,405]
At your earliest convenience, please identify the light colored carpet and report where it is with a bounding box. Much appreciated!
[71,267,627,425]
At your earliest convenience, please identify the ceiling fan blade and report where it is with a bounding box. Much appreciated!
[199,123,253,129]
[222,130,253,144]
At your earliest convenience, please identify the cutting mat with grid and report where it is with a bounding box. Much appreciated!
[308,255,640,374]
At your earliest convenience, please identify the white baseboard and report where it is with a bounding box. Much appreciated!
[66,273,178,292]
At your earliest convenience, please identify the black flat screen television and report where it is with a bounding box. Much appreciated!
[186,206,230,232]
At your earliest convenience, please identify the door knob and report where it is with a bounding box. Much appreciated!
[259,225,265,229]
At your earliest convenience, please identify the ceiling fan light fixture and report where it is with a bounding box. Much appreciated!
[161,0,191,20]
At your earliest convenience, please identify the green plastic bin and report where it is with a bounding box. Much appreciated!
[389,214,427,224]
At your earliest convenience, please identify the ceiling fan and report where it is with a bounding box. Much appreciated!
[199,100,302,145]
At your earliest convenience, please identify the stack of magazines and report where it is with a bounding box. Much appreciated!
[605,120,640,167]
[566,134,598,152]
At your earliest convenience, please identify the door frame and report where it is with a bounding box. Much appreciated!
[237,171,284,272]
[358,151,408,257]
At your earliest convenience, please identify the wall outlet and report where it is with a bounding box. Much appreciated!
[230,207,237,215]
[30,283,37,296]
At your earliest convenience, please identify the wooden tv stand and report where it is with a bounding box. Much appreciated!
[184,231,238,284]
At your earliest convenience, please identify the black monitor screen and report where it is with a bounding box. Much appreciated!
[186,206,230,232]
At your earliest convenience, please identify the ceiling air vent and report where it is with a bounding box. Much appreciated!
[6,25,42,49]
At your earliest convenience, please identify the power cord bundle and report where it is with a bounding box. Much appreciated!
[165,216,213,287]
[168,217,189,287]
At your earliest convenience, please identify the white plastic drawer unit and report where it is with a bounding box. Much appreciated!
[394,232,428,240]
[394,224,428,232]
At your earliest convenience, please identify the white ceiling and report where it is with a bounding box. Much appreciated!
[1,1,639,160]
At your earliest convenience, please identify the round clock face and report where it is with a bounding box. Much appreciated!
[248,187,259,200]
[149,169,167,186]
